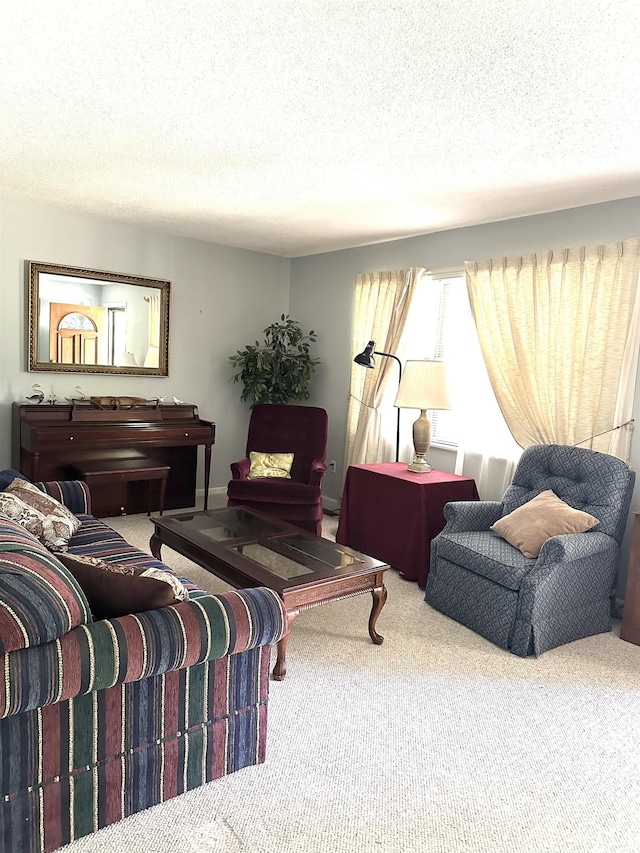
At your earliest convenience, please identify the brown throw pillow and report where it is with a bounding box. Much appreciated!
[490,489,599,558]
[58,553,179,619]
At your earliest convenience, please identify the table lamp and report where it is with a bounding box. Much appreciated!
[394,360,451,472]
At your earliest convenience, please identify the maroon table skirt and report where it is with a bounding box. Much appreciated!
[336,462,479,589]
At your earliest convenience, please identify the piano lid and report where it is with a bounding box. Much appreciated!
[15,400,204,426]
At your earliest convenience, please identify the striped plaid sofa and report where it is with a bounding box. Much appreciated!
[0,479,287,853]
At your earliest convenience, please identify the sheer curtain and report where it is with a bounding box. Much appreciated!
[143,294,160,368]
[344,268,425,470]
[465,237,640,461]
[440,275,523,499]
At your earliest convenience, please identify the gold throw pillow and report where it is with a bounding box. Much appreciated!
[248,451,294,479]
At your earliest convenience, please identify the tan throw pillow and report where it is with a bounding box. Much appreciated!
[58,553,188,619]
[490,489,599,558]
[248,451,294,479]
[0,479,81,552]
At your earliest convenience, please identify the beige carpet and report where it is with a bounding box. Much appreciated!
[57,510,640,853]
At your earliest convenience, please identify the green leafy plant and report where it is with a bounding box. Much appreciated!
[229,315,321,406]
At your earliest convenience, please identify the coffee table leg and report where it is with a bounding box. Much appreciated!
[369,583,387,644]
[272,610,298,681]
[150,532,162,560]
[273,633,289,681]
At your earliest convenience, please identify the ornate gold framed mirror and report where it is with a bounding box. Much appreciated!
[27,261,170,376]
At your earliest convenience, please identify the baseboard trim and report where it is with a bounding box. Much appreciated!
[322,496,341,516]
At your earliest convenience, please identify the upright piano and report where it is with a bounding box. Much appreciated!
[12,401,215,517]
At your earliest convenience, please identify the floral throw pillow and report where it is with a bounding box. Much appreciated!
[248,451,294,479]
[0,478,81,552]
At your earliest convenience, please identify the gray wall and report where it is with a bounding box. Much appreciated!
[0,193,291,490]
[2,191,640,597]
[289,196,640,596]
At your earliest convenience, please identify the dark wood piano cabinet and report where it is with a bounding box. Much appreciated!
[12,402,215,517]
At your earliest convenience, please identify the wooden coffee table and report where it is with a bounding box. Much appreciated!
[150,506,388,680]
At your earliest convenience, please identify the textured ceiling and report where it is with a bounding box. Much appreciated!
[1,0,639,257]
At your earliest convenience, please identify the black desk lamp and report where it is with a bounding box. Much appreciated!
[353,340,403,462]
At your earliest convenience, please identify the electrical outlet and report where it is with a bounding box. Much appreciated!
[328,460,336,473]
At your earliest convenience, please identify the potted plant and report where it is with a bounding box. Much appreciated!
[229,315,320,406]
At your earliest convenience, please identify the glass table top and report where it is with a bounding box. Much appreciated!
[164,506,366,581]
[178,507,284,542]
[231,543,316,580]
[230,534,365,580]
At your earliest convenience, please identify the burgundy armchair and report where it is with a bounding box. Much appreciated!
[227,404,329,535]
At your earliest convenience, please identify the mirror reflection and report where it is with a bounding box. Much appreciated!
[28,262,170,376]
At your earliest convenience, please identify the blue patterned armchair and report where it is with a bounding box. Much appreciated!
[425,444,636,655]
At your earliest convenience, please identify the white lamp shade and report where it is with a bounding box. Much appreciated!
[120,352,139,367]
[394,360,451,410]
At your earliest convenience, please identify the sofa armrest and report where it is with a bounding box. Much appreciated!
[442,500,503,533]
[0,587,286,718]
[518,532,619,618]
[230,458,250,480]
[308,459,328,488]
[535,530,614,566]
[35,480,92,516]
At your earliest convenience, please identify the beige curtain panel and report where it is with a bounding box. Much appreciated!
[465,237,640,459]
[344,268,425,470]
[147,294,160,347]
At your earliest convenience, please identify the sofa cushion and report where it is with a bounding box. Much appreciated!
[0,469,30,490]
[35,479,92,516]
[0,517,92,653]
[0,479,81,551]
[435,530,533,590]
[58,553,187,619]
[501,444,631,543]
[65,515,206,606]
[491,489,599,558]
[227,477,321,505]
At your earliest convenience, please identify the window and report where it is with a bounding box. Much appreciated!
[401,273,466,447]
[346,266,517,472]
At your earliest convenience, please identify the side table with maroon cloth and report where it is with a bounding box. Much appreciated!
[336,462,479,588]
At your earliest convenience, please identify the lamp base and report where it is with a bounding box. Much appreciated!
[406,410,433,473]
[408,459,432,473]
